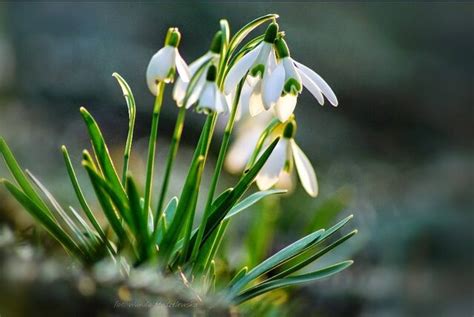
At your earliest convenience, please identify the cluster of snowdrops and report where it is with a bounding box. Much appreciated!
[0,14,356,307]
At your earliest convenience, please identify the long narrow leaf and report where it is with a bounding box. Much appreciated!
[269,230,358,282]
[79,107,127,201]
[234,260,353,304]
[0,138,51,216]
[229,228,325,296]
[112,73,137,186]
[1,179,84,259]
[224,189,286,220]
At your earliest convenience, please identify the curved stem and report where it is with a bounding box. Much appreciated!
[154,106,187,228]
[144,81,166,215]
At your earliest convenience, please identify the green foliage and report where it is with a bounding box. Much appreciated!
[0,13,356,310]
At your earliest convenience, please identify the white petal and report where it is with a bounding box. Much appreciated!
[248,80,265,116]
[225,128,259,173]
[189,51,215,73]
[291,139,318,197]
[262,62,285,109]
[224,43,262,94]
[235,81,252,121]
[146,46,176,94]
[256,138,288,190]
[174,52,214,105]
[215,91,228,114]
[174,50,191,82]
[172,77,187,106]
[283,57,301,84]
[297,68,324,105]
[184,74,206,108]
[274,94,297,122]
[293,60,338,106]
[197,81,216,113]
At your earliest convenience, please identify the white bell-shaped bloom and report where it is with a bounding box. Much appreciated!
[224,23,279,114]
[225,111,273,173]
[262,38,338,122]
[172,51,218,108]
[256,122,318,197]
[146,28,190,95]
[196,65,229,114]
[173,31,223,108]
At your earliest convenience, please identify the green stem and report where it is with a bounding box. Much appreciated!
[154,106,186,228]
[190,79,244,265]
[143,81,166,215]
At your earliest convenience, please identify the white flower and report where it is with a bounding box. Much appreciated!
[196,65,229,114]
[225,111,273,173]
[224,23,279,115]
[146,28,190,95]
[256,122,318,197]
[263,38,338,122]
[173,31,223,108]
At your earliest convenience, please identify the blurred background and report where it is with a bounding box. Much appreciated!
[0,2,472,316]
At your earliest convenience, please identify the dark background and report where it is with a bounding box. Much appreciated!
[0,2,472,316]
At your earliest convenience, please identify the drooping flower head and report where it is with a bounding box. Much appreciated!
[196,65,229,114]
[224,23,279,116]
[173,30,223,108]
[256,118,318,197]
[146,27,190,95]
[263,37,339,122]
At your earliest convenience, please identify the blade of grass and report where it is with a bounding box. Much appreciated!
[233,260,353,304]
[0,138,51,216]
[1,179,85,259]
[61,146,114,253]
[79,107,127,202]
[229,228,325,296]
[112,73,137,187]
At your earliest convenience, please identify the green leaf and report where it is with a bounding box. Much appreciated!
[126,174,150,261]
[61,146,112,252]
[79,107,127,201]
[82,159,127,244]
[1,179,85,259]
[228,14,278,52]
[158,155,205,262]
[234,260,353,304]
[0,138,51,216]
[26,170,93,255]
[229,228,325,296]
[112,73,137,186]
[225,189,286,220]
[155,196,178,245]
[228,266,248,288]
[200,137,280,246]
[269,229,357,282]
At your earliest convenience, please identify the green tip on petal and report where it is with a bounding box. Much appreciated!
[210,30,223,54]
[264,22,279,43]
[250,64,265,77]
[283,119,297,139]
[274,38,290,58]
[284,78,302,94]
[206,65,217,81]
[165,27,181,47]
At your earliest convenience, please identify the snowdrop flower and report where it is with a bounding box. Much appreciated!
[173,31,223,108]
[256,119,318,197]
[225,111,273,173]
[224,23,279,115]
[146,28,190,95]
[196,65,229,114]
[263,38,338,122]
